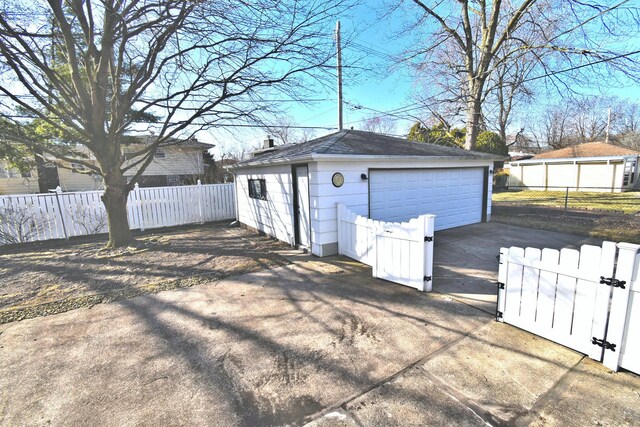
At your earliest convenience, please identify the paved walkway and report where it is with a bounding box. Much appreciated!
[1,223,638,426]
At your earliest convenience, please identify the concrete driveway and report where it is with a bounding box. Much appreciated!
[432,221,602,313]
[1,223,638,426]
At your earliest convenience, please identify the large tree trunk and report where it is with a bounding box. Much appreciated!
[101,173,133,248]
[464,94,483,151]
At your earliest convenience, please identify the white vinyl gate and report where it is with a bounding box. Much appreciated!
[336,203,435,291]
[497,242,640,374]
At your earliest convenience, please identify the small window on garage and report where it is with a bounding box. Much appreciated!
[248,178,267,200]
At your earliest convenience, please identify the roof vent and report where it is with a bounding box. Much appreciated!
[263,135,275,149]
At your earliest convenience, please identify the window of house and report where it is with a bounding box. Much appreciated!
[154,148,166,159]
[248,178,267,200]
[167,175,180,186]
[622,159,636,187]
[71,162,87,173]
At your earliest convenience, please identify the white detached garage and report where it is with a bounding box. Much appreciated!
[229,130,501,257]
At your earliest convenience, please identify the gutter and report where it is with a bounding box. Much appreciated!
[508,155,636,166]
[227,153,505,170]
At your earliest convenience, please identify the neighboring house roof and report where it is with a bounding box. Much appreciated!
[230,130,502,169]
[533,142,640,160]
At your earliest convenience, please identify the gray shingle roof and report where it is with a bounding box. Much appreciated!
[231,130,501,168]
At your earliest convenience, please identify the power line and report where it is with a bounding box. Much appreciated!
[0,114,337,130]
[0,93,331,103]
[522,49,640,83]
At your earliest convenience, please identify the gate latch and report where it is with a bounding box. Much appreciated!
[600,276,626,289]
[592,337,616,351]
[424,236,433,242]
[424,276,432,282]
[497,282,505,290]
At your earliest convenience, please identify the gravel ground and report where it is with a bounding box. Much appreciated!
[0,222,289,323]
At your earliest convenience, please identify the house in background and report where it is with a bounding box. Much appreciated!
[229,130,502,257]
[0,136,213,195]
[505,141,640,192]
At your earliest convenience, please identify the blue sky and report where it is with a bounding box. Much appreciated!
[207,1,640,156]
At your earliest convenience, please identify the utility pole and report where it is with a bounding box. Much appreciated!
[605,107,611,144]
[336,21,343,132]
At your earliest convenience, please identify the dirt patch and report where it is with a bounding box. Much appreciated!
[0,222,289,323]
[492,205,640,243]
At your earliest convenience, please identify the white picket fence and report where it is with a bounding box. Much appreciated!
[336,203,435,292]
[497,242,640,374]
[0,182,235,245]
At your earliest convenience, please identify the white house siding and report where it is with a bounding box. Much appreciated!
[0,176,39,194]
[123,147,204,178]
[521,163,546,188]
[235,165,297,245]
[0,162,39,194]
[309,162,370,257]
[546,163,576,189]
[310,159,494,257]
[57,167,103,192]
[577,162,619,191]
[507,159,628,192]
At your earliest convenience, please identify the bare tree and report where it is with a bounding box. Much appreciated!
[0,0,351,247]
[0,201,38,244]
[404,1,639,150]
[362,115,397,135]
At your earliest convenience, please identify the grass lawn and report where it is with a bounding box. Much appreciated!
[492,190,640,214]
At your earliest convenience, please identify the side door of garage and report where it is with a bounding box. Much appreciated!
[369,168,486,231]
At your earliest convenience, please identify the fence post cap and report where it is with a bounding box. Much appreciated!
[55,186,62,193]
[617,242,640,252]
[134,182,139,189]
[197,179,202,185]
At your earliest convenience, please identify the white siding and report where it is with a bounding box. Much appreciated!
[123,146,204,177]
[547,163,576,189]
[57,166,103,192]
[236,165,297,245]
[521,164,546,188]
[509,160,627,192]
[311,159,493,256]
[0,162,39,195]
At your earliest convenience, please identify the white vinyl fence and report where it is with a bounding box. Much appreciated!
[0,181,235,245]
[497,242,640,374]
[336,203,435,292]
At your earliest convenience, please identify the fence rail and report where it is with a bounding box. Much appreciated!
[0,182,235,245]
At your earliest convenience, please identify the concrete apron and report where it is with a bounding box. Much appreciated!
[303,224,640,426]
[430,222,604,315]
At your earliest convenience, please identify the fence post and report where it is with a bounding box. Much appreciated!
[197,179,204,223]
[602,243,640,371]
[336,203,343,255]
[564,187,569,211]
[423,214,436,292]
[53,186,69,240]
[134,183,145,231]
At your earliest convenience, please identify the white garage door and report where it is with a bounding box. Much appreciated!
[369,168,485,231]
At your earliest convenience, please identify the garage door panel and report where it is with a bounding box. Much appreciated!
[370,168,484,230]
